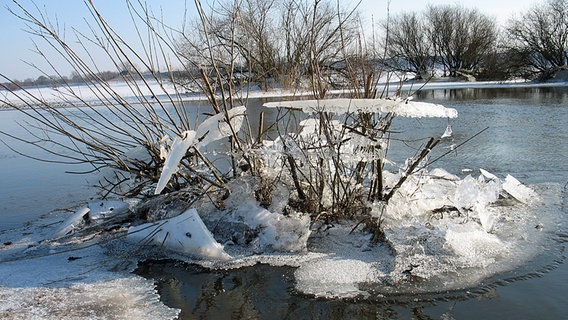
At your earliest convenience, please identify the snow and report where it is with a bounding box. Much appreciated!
[2,78,568,110]
[264,98,458,118]
[127,208,231,260]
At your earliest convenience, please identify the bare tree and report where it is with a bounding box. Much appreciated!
[383,12,433,79]
[506,0,568,80]
[177,0,364,96]
[426,5,497,78]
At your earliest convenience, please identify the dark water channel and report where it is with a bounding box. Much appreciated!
[132,86,568,319]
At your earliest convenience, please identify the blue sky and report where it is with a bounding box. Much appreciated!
[0,0,537,81]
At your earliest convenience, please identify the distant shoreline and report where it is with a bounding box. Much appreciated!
[2,79,567,111]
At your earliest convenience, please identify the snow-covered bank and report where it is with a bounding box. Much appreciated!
[2,78,567,110]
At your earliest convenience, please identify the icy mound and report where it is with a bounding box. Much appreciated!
[204,169,563,298]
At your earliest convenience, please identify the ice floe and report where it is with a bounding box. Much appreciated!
[264,98,458,118]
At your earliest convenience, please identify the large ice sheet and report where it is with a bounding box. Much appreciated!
[0,209,180,319]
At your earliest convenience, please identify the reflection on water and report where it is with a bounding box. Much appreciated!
[134,260,438,319]
[416,85,568,105]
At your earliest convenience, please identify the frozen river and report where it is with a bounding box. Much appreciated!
[0,85,567,319]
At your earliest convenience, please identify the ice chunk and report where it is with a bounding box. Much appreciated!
[480,168,499,181]
[454,175,480,210]
[264,98,458,118]
[503,174,540,204]
[441,124,453,138]
[127,208,231,260]
[429,168,460,181]
[477,205,498,233]
[195,106,246,147]
[52,207,90,239]
[154,130,196,195]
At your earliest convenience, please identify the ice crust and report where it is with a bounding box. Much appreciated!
[0,207,180,319]
[264,98,458,118]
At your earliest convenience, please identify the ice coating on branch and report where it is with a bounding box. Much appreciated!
[155,106,246,195]
[127,208,231,260]
[264,98,458,118]
[154,130,196,195]
[195,106,246,147]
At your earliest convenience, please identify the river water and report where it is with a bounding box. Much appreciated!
[136,86,568,319]
[1,85,567,319]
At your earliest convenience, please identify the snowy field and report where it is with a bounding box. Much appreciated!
[1,79,567,318]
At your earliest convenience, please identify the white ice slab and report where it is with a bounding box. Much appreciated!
[264,98,458,118]
[127,208,231,260]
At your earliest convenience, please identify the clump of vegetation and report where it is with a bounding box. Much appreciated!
[0,0,534,247]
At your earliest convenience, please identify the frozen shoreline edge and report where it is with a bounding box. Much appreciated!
[1,79,567,111]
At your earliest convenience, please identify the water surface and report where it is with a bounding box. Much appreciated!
[137,86,568,319]
[1,86,567,319]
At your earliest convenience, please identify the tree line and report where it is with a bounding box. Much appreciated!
[386,0,568,81]
[3,0,566,92]
[176,0,568,95]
